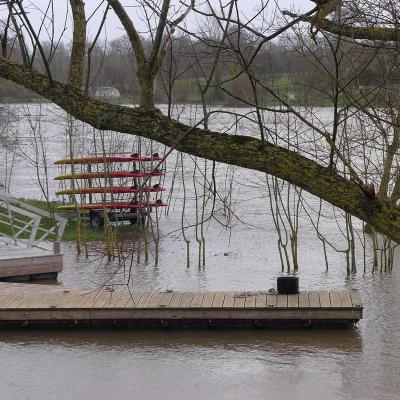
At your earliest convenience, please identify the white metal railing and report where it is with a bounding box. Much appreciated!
[0,192,67,253]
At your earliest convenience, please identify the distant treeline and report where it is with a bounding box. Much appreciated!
[0,33,398,106]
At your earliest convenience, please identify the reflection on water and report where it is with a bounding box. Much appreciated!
[0,328,363,351]
[0,329,365,400]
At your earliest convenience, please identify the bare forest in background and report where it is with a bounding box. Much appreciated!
[1,30,399,106]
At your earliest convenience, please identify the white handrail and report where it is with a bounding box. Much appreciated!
[0,192,67,253]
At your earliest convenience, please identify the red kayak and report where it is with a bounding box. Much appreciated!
[58,201,167,210]
[54,170,164,180]
[54,154,164,165]
[55,185,165,195]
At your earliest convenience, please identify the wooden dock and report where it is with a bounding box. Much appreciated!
[0,245,63,281]
[0,283,363,328]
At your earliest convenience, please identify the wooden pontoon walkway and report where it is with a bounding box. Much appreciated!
[0,245,63,281]
[0,283,363,328]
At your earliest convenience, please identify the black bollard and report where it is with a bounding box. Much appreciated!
[277,276,299,294]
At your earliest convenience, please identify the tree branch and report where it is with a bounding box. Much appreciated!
[107,0,147,67]
[149,0,170,74]
[7,2,29,67]
[300,15,400,41]
[68,0,86,88]
[284,1,400,42]
[85,4,109,92]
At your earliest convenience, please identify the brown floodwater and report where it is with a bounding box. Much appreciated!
[1,236,399,400]
[1,105,400,399]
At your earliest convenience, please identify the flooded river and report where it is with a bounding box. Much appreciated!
[1,269,399,400]
[1,104,400,399]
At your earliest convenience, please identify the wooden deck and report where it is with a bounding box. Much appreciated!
[0,283,363,328]
[0,245,62,281]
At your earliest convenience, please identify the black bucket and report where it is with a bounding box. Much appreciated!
[277,276,299,294]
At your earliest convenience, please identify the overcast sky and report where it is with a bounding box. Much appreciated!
[0,0,310,43]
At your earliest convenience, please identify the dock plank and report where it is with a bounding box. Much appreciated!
[201,292,214,308]
[339,290,352,308]
[211,292,225,308]
[168,292,184,308]
[277,294,288,308]
[70,291,89,308]
[98,292,130,309]
[266,294,277,308]
[287,294,299,308]
[233,293,246,308]
[145,292,163,308]
[0,294,13,307]
[190,292,204,308]
[135,292,153,308]
[222,292,235,308]
[0,292,26,308]
[14,293,44,308]
[74,290,103,308]
[112,293,130,308]
[329,291,342,308]
[308,292,320,308]
[255,292,267,308]
[55,290,95,308]
[124,292,143,308]
[298,292,309,308]
[178,292,194,308]
[5,293,32,308]
[26,293,60,309]
[158,292,174,308]
[244,294,257,308]
[319,291,331,308]
[91,291,115,308]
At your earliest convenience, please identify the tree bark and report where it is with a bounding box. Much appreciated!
[68,0,86,88]
[138,71,155,110]
[2,57,400,242]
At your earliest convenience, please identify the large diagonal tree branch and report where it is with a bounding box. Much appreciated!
[1,57,400,242]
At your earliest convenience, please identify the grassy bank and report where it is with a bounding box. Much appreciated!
[1,199,144,242]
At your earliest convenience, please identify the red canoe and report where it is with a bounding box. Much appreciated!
[58,201,167,210]
[54,155,164,165]
[54,170,164,180]
[55,185,165,195]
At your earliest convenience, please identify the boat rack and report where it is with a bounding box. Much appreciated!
[54,153,167,227]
